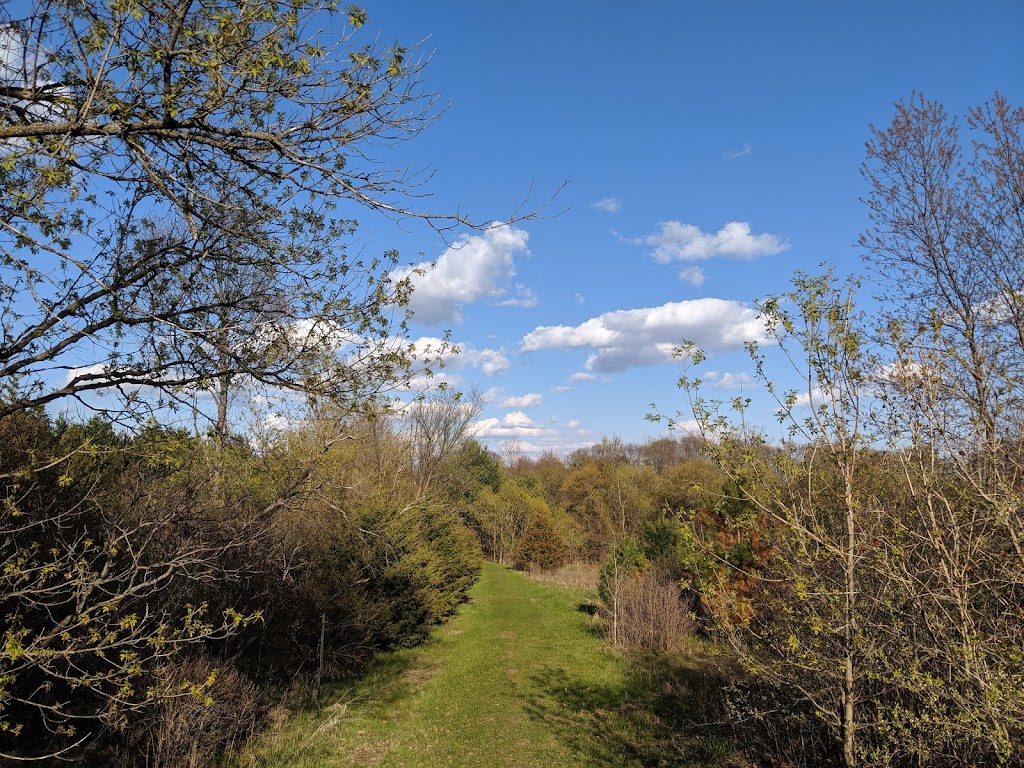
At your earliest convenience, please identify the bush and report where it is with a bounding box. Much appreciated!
[513,511,569,571]
[601,568,695,653]
[599,536,695,652]
[108,655,262,768]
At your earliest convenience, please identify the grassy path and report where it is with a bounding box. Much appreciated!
[241,563,736,768]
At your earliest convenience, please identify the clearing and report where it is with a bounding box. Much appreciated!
[239,562,737,768]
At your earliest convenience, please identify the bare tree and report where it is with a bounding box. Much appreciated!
[404,387,483,499]
[860,92,1024,764]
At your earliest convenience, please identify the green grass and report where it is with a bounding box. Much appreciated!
[235,562,744,768]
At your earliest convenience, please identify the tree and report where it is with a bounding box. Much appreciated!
[656,95,1024,766]
[858,92,1024,765]
[0,2,533,758]
[662,273,870,767]
[470,481,547,566]
[0,0,547,424]
[0,415,261,759]
[512,508,568,572]
[404,387,483,499]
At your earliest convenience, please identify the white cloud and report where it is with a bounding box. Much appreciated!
[284,317,359,352]
[411,336,510,377]
[574,293,585,305]
[63,363,159,394]
[521,298,768,373]
[667,418,702,434]
[471,411,556,439]
[0,27,70,130]
[64,363,108,386]
[497,393,543,408]
[396,225,531,324]
[792,388,826,409]
[468,347,510,376]
[703,370,755,389]
[636,221,788,262]
[568,372,595,382]
[550,385,572,393]
[724,143,753,160]
[591,196,622,213]
[497,284,539,308]
[679,266,705,287]
[404,371,458,394]
[564,419,580,428]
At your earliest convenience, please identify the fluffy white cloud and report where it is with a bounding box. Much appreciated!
[667,418,702,434]
[395,225,531,324]
[679,266,705,287]
[521,298,768,373]
[568,372,595,382]
[497,284,539,308]
[498,393,543,408]
[481,386,502,403]
[63,363,160,394]
[792,388,826,408]
[471,411,556,439]
[591,196,622,213]
[637,221,788,262]
[466,347,510,376]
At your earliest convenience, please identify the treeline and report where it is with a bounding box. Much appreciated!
[0,406,483,766]
[464,434,713,566]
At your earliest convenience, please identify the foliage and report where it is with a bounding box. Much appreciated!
[657,97,1024,768]
[107,654,263,768]
[468,480,549,566]
[455,439,502,498]
[512,508,569,572]
[0,0,451,426]
[0,413,261,759]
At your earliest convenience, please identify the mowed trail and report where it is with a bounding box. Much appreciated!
[328,562,626,768]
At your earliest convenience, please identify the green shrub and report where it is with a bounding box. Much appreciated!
[513,511,569,571]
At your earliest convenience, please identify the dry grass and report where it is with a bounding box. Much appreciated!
[601,569,696,654]
[524,560,599,589]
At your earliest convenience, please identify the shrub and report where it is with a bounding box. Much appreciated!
[513,511,569,571]
[599,536,695,652]
[108,655,262,768]
[600,567,695,653]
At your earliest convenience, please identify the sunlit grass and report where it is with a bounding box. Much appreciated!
[234,562,745,768]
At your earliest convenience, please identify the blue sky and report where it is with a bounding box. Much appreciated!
[349,2,1024,455]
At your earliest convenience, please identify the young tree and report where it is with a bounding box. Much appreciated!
[654,94,1024,767]
[859,92,1024,764]
[664,273,871,767]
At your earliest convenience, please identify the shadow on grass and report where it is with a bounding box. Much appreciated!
[228,649,425,768]
[525,650,746,768]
